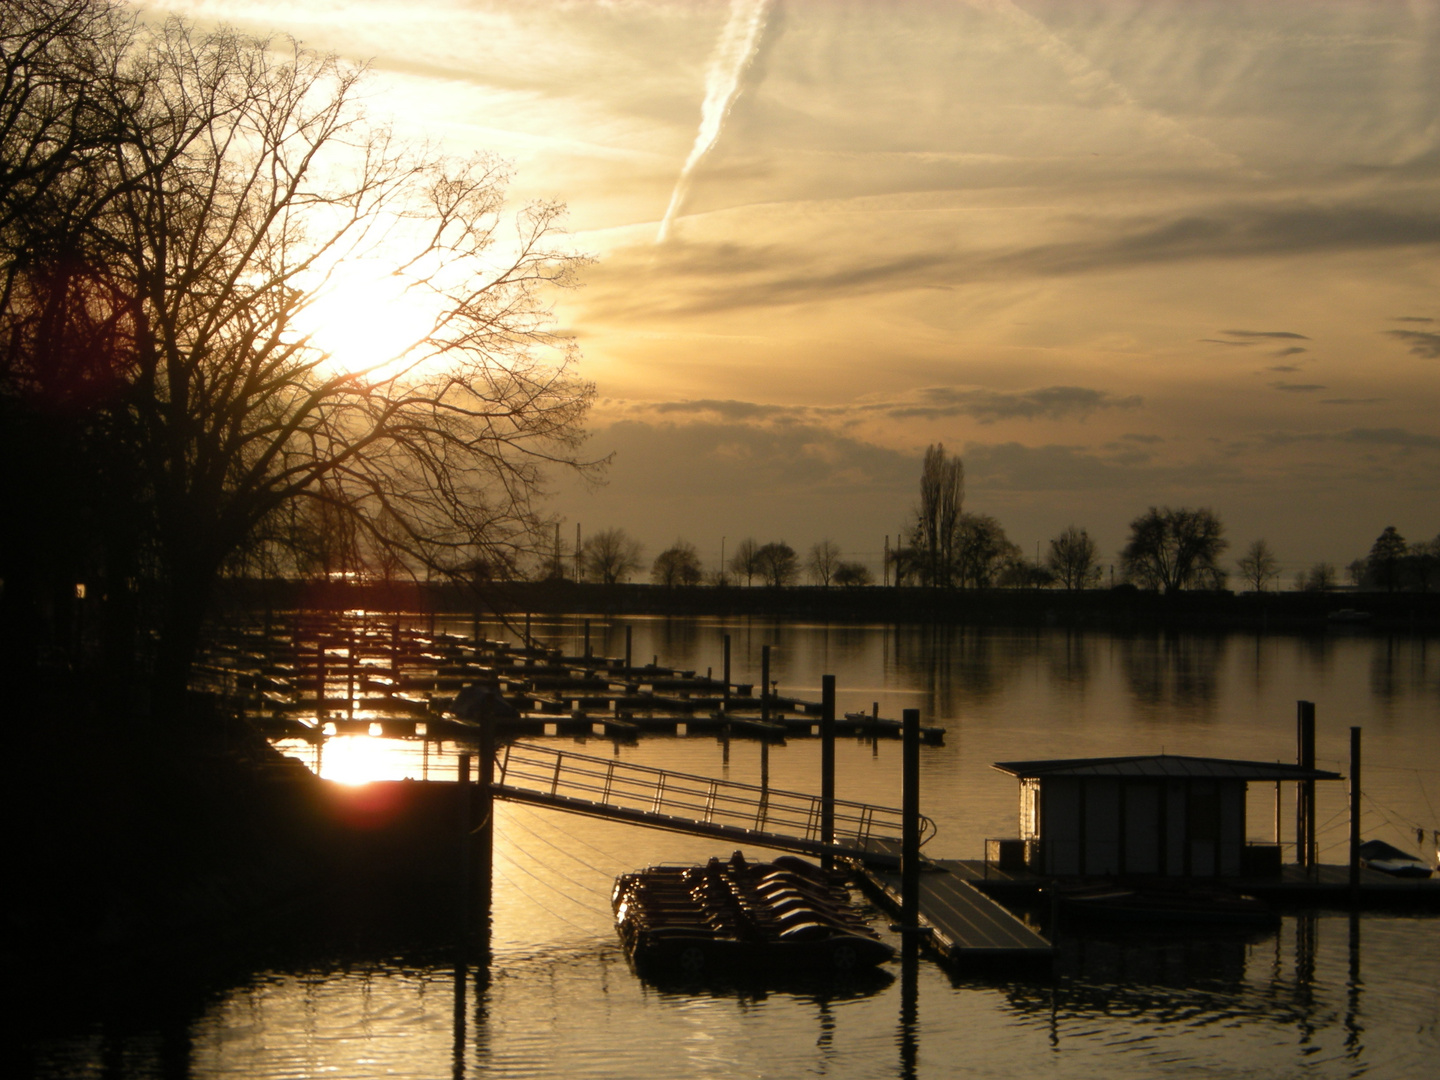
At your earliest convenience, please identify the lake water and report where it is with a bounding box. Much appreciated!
[25,618,1440,1079]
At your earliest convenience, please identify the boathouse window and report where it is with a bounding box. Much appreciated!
[1020,779,1039,841]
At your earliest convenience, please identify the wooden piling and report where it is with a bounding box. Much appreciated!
[458,752,472,951]
[1349,725,1362,895]
[902,707,920,929]
[722,634,731,704]
[583,619,591,659]
[1298,701,1316,870]
[821,674,836,870]
[625,625,632,670]
[761,645,770,723]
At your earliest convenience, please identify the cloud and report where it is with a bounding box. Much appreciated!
[617,385,1141,427]
[1384,329,1440,358]
[1319,398,1385,406]
[1270,346,1308,357]
[1391,316,1435,323]
[1269,382,1327,392]
[1223,329,1311,340]
[1261,427,1440,451]
[652,398,794,422]
[1266,365,1302,373]
[1200,338,1253,347]
[888,385,1142,423]
[1122,433,1164,444]
[992,203,1440,279]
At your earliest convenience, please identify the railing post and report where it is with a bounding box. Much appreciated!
[551,752,563,795]
[653,773,667,814]
[705,780,717,823]
[603,759,616,803]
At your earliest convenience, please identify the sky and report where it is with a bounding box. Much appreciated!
[148,1,1440,580]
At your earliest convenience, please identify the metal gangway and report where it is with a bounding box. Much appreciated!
[493,742,934,866]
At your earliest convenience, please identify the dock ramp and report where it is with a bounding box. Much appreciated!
[493,741,934,866]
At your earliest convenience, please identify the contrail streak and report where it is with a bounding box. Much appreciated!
[656,0,773,243]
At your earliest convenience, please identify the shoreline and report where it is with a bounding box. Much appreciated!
[213,578,1440,634]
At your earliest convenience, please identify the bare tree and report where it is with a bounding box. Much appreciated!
[581,527,643,584]
[807,539,841,586]
[727,536,761,586]
[1301,562,1337,593]
[1046,526,1100,590]
[651,540,701,586]
[1120,507,1227,592]
[755,541,798,587]
[3,14,598,716]
[1237,539,1281,593]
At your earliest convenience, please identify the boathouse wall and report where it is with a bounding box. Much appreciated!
[1031,776,1246,878]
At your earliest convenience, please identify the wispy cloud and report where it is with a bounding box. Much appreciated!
[1384,329,1440,358]
[1269,382,1327,392]
[1224,329,1310,340]
[891,386,1142,423]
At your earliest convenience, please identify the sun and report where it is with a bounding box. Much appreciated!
[295,261,444,380]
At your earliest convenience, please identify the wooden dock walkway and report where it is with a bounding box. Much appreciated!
[858,858,1054,965]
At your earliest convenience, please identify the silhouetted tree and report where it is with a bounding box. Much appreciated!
[953,514,1020,588]
[1367,526,1407,592]
[908,444,964,587]
[1237,539,1281,593]
[1301,562,1337,593]
[1404,535,1440,592]
[807,540,841,586]
[755,541,798,587]
[834,560,872,587]
[3,13,598,718]
[651,540,701,586]
[728,537,761,586]
[1120,506,1227,592]
[1046,526,1101,590]
[581,527,643,584]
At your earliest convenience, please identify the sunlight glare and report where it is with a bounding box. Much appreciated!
[323,735,402,785]
[298,263,442,381]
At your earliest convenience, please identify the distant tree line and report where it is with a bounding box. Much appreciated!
[555,446,1436,598]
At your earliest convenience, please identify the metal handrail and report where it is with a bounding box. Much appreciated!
[496,741,935,848]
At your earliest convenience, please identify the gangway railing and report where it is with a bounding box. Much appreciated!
[493,741,935,863]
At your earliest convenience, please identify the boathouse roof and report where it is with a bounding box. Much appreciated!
[991,754,1342,782]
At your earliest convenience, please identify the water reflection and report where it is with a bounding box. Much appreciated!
[1119,632,1225,716]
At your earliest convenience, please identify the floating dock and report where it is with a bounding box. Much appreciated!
[857,858,1053,965]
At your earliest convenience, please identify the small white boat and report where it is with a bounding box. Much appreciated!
[1358,839,1433,879]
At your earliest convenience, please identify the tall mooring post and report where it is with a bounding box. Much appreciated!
[722,634,731,704]
[820,674,836,870]
[760,645,771,722]
[901,708,921,930]
[760,645,771,789]
[1297,701,1317,871]
[583,619,591,660]
[457,753,472,951]
[624,625,633,670]
[1349,725,1362,895]
[477,705,496,969]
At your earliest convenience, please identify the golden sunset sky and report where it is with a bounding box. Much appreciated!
[151,1,1439,578]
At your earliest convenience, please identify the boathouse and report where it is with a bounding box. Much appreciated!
[990,755,1342,878]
